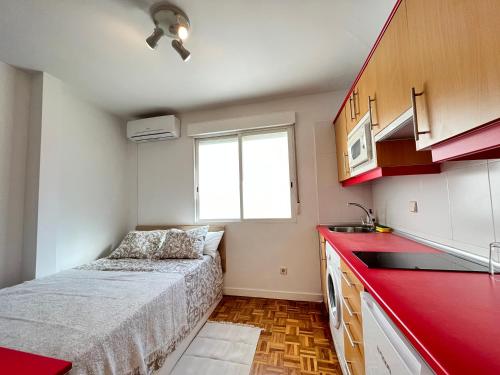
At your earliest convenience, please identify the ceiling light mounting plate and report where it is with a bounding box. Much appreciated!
[150,3,190,40]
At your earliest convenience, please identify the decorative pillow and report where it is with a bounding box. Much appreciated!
[151,226,209,260]
[108,230,165,259]
[203,231,224,258]
[187,226,209,255]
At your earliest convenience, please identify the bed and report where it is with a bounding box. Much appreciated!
[0,225,225,375]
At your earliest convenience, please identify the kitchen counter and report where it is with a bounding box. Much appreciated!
[318,225,500,375]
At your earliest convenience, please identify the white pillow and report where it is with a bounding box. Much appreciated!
[203,231,224,258]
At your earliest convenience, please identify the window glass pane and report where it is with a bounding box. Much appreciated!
[242,130,292,219]
[198,137,240,220]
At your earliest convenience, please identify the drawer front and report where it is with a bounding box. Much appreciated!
[342,286,363,319]
[341,261,364,311]
[341,260,365,374]
[343,302,364,357]
[344,328,365,375]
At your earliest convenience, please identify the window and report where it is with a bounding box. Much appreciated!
[195,127,296,221]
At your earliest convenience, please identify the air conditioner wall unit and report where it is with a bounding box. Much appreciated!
[127,115,180,142]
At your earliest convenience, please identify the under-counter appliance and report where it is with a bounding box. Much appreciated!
[353,251,489,273]
[325,243,346,374]
[347,112,376,176]
[362,293,432,375]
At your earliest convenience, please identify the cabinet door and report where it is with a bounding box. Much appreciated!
[476,0,500,125]
[406,0,500,150]
[371,2,411,135]
[356,61,377,125]
[334,107,350,182]
[346,65,377,135]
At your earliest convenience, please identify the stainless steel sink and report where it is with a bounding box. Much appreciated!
[328,225,375,233]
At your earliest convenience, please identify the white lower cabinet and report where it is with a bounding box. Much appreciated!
[361,293,433,375]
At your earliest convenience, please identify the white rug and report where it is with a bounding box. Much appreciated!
[171,321,262,375]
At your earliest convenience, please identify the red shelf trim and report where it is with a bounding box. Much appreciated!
[431,118,500,162]
[332,0,403,124]
[341,164,441,187]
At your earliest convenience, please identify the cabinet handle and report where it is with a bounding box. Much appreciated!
[341,271,354,287]
[353,89,360,116]
[345,360,354,375]
[343,153,349,176]
[342,297,359,317]
[410,87,431,141]
[368,95,378,128]
[348,95,356,120]
[343,321,362,348]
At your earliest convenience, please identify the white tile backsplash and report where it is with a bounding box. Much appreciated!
[415,173,452,239]
[373,159,500,259]
[447,163,495,249]
[488,160,500,241]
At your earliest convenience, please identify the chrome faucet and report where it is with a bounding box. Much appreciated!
[348,202,375,229]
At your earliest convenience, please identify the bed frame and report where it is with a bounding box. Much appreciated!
[136,225,226,273]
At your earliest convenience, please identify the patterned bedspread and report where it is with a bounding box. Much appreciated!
[0,270,188,375]
[0,255,223,375]
[77,254,224,330]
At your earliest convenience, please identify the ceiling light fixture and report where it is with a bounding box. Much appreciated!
[146,3,191,61]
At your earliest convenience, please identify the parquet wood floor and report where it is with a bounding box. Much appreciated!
[209,296,342,375]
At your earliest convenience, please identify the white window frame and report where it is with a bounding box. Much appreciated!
[194,125,298,223]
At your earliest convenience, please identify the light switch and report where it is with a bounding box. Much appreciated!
[409,201,418,213]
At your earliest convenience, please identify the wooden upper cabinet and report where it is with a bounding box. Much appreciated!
[478,0,500,125]
[346,63,377,134]
[371,2,412,135]
[406,0,500,150]
[334,107,350,181]
[356,62,377,125]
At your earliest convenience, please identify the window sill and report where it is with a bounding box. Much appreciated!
[196,217,298,225]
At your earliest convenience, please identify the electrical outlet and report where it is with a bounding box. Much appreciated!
[409,201,418,213]
[280,267,287,276]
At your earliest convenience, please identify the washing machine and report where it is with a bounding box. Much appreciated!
[325,242,346,373]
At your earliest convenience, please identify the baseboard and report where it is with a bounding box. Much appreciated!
[224,287,322,302]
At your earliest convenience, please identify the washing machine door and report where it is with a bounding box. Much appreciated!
[327,270,341,329]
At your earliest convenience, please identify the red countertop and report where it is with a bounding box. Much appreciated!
[318,226,500,375]
[0,347,72,375]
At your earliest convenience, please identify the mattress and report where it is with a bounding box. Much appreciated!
[77,253,224,330]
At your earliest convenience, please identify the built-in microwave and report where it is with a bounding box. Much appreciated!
[347,112,375,175]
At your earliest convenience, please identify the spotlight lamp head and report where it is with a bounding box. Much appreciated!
[146,3,192,61]
[171,39,191,61]
[146,27,164,49]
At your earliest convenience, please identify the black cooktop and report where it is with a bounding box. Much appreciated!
[353,251,489,273]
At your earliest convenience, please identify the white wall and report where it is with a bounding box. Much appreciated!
[128,91,373,301]
[373,160,500,259]
[22,72,130,279]
[22,73,43,281]
[0,61,31,288]
[313,120,373,224]
[54,76,130,272]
